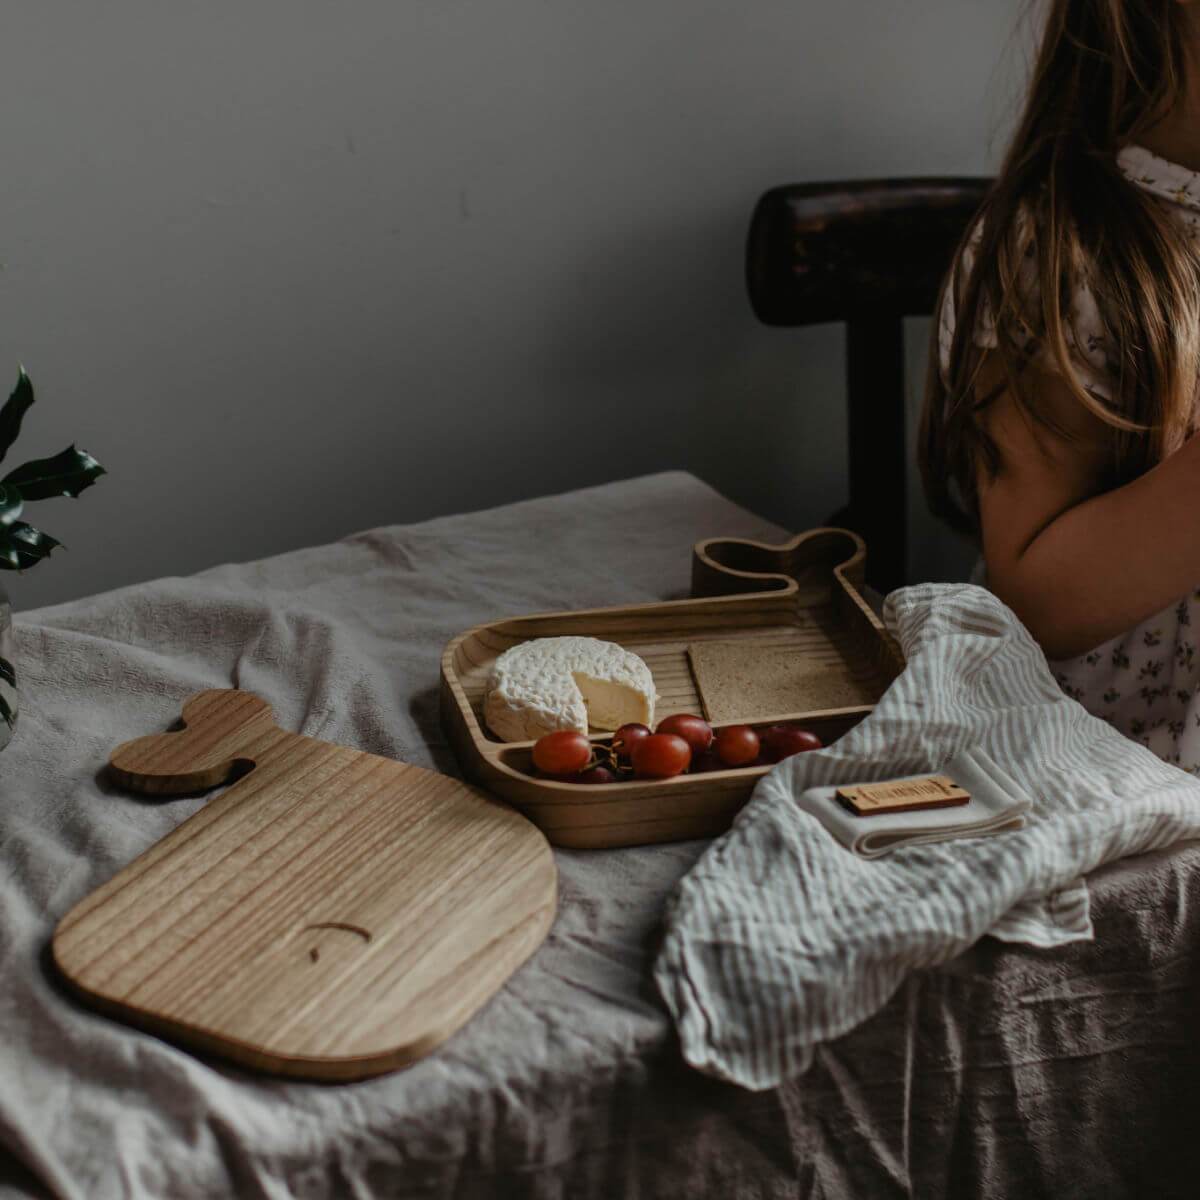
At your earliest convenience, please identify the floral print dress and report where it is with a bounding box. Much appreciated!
[940,144,1200,773]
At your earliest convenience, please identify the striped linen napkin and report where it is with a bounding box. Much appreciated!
[796,745,1032,858]
[653,582,1200,1090]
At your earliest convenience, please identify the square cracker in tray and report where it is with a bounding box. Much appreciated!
[687,640,878,724]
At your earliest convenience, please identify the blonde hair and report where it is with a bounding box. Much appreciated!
[919,0,1200,538]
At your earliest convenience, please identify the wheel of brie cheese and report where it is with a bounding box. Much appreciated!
[483,636,657,742]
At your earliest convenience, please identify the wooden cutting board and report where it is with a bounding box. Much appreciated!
[52,689,557,1081]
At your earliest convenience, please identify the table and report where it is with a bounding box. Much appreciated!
[1,472,1197,1199]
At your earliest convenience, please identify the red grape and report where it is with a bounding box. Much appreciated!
[532,730,592,776]
[630,733,691,779]
[689,748,725,774]
[762,724,822,762]
[612,722,652,763]
[714,725,760,767]
[757,725,787,761]
[656,714,713,755]
[571,765,617,785]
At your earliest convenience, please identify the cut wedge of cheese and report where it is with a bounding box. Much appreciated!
[483,636,657,742]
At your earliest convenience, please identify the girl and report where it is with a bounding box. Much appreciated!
[926,0,1200,768]
[920,0,1200,772]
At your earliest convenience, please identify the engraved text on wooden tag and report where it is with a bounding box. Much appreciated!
[835,775,970,817]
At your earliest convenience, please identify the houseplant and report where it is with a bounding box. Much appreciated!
[0,366,106,746]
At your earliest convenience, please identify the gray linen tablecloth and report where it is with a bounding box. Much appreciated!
[1,471,1198,1200]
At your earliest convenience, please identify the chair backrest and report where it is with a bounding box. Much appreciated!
[746,177,990,592]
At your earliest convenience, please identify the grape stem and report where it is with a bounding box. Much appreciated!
[592,740,634,779]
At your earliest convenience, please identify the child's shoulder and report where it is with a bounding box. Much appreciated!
[938,202,1111,401]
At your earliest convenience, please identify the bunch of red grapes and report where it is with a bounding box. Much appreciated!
[529,715,822,784]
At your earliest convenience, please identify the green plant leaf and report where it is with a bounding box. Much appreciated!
[3,521,61,569]
[0,656,14,688]
[0,369,34,468]
[3,445,105,501]
[0,483,23,526]
[0,521,61,571]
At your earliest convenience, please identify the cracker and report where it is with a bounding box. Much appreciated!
[687,640,877,724]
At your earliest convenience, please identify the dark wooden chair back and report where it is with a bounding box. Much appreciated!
[746,177,990,592]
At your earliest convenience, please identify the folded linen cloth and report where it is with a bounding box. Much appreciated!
[653,582,1200,1090]
[797,746,1032,857]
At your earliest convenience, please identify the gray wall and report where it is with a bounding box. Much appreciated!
[0,1,1024,610]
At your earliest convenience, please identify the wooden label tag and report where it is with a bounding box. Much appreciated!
[836,775,970,817]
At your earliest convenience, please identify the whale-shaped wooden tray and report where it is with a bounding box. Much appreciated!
[440,528,904,849]
[53,689,557,1081]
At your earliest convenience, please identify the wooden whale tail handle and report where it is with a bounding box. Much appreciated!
[691,528,866,599]
[109,689,280,796]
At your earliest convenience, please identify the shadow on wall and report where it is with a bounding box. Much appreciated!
[533,205,853,564]
[538,211,750,381]
[536,204,979,590]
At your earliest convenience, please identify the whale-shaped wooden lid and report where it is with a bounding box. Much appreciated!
[53,689,557,1081]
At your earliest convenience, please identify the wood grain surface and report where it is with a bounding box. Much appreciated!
[440,528,904,849]
[53,689,558,1081]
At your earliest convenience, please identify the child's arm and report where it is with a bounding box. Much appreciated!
[977,358,1200,659]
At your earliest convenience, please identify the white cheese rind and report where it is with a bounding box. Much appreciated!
[483,636,657,741]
